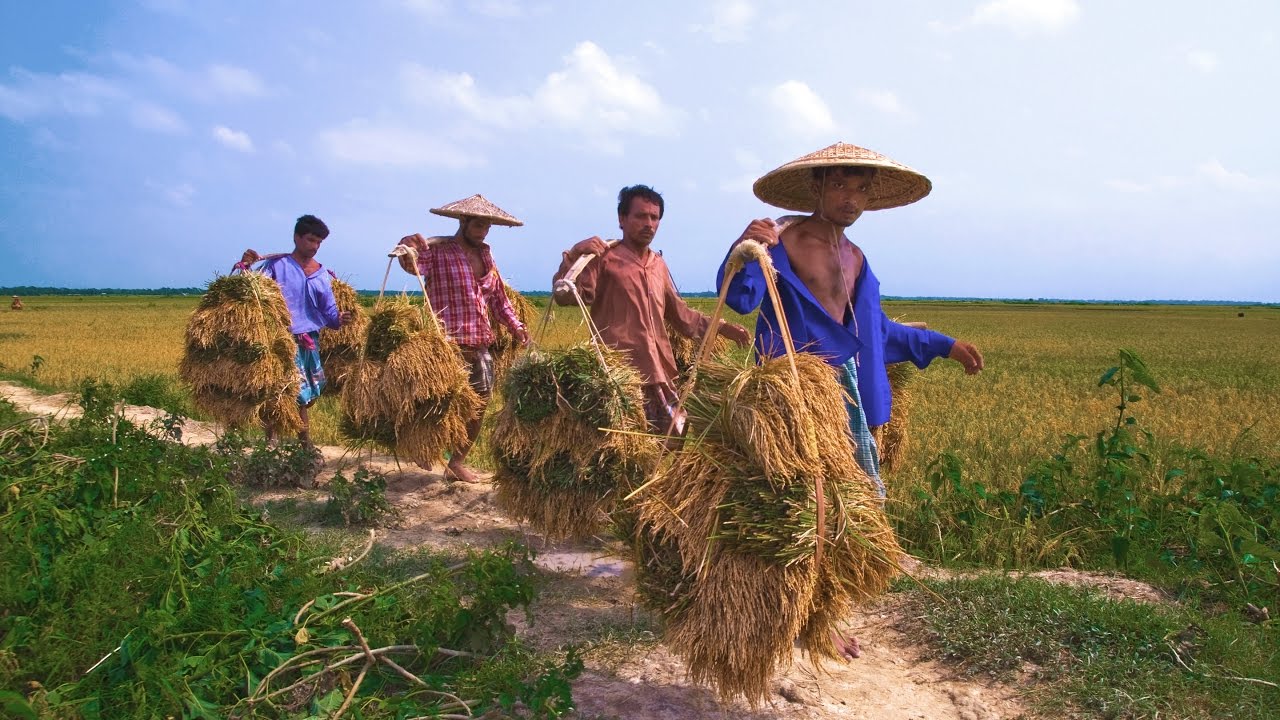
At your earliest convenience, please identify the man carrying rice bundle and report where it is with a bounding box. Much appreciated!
[397,194,529,483]
[720,142,984,494]
[552,184,749,437]
[240,214,353,446]
[716,143,984,660]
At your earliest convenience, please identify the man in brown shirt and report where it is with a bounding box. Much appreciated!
[553,184,749,435]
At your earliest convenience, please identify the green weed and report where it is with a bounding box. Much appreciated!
[907,575,1278,718]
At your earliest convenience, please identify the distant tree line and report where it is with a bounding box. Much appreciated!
[1,287,205,296]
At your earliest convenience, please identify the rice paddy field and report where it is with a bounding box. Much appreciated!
[3,293,1279,530]
[6,296,1278,528]
[3,294,1276,472]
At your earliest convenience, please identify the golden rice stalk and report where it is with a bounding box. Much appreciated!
[871,360,917,473]
[339,298,481,467]
[665,552,818,704]
[490,284,537,386]
[319,276,369,391]
[490,344,661,541]
[635,352,903,705]
[667,323,728,382]
[179,273,300,429]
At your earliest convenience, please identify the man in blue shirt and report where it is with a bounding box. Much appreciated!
[242,214,352,446]
[718,142,984,495]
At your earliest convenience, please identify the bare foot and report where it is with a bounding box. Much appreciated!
[445,461,482,484]
[832,630,861,660]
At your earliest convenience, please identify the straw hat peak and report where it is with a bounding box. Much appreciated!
[430,194,524,227]
[752,142,931,212]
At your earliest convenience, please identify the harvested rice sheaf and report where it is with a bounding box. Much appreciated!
[490,284,537,386]
[179,272,302,433]
[491,344,661,541]
[635,352,903,705]
[667,322,729,382]
[871,360,917,473]
[339,298,481,467]
[319,276,369,391]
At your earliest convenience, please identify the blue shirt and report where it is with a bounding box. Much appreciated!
[260,256,341,335]
[716,238,954,427]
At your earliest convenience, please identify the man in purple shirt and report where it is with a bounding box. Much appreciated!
[721,143,983,475]
[242,214,352,445]
[719,143,984,658]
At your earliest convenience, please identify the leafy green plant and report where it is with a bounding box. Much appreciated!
[120,372,192,417]
[215,431,322,488]
[891,349,1280,605]
[0,393,579,718]
[325,467,400,526]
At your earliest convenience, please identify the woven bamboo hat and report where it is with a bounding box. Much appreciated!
[753,142,932,212]
[430,194,524,227]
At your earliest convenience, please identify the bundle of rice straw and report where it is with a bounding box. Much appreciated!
[871,360,917,473]
[339,298,482,468]
[667,323,729,383]
[318,276,369,391]
[179,272,302,433]
[634,352,903,703]
[490,343,661,541]
[489,284,537,386]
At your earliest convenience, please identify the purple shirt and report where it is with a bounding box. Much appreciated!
[716,233,954,428]
[260,255,341,335]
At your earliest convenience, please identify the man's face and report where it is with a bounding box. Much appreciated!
[460,217,492,245]
[293,232,325,259]
[619,198,661,247]
[812,170,873,228]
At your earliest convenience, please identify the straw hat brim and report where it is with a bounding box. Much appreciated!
[430,194,524,227]
[752,142,932,212]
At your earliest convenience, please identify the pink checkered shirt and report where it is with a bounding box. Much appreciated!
[412,237,522,348]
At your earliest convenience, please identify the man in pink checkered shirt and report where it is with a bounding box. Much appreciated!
[398,194,529,483]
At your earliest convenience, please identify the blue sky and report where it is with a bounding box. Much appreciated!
[1,0,1277,301]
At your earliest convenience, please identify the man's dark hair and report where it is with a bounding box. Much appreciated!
[294,214,330,238]
[812,166,878,182]
[617,185,664,219]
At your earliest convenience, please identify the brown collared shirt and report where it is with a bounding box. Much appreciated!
[553,243,710,385]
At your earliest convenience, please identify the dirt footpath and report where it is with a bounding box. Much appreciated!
[1,380,1059,719]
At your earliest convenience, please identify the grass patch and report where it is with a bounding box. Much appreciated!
[906,575,1279,719]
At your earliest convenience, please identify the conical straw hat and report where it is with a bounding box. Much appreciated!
[430,194,524,227]
[752,142,931,212]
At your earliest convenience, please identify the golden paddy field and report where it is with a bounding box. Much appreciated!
[2,294,1277,502]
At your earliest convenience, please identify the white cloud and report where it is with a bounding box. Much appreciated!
[692,0,756,43]
[970,0,1079,34]
[1104,160,1275,196]
[857,89,916,120]
[1187,50,1219,73]
[536,42,676,134]
[0,69,123,121]
[131,102,187,134]
[401,41,681,149]
[719,147,763,193]
[1197,159,1273,192]
[403,0,449,17]
[469,0,523,18]
[206,64,266,98]
[767,80,835,136]
[212,125,254,152]
[146,179,196,206]
[317,120,479,168]
[1103,179,1152,193]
